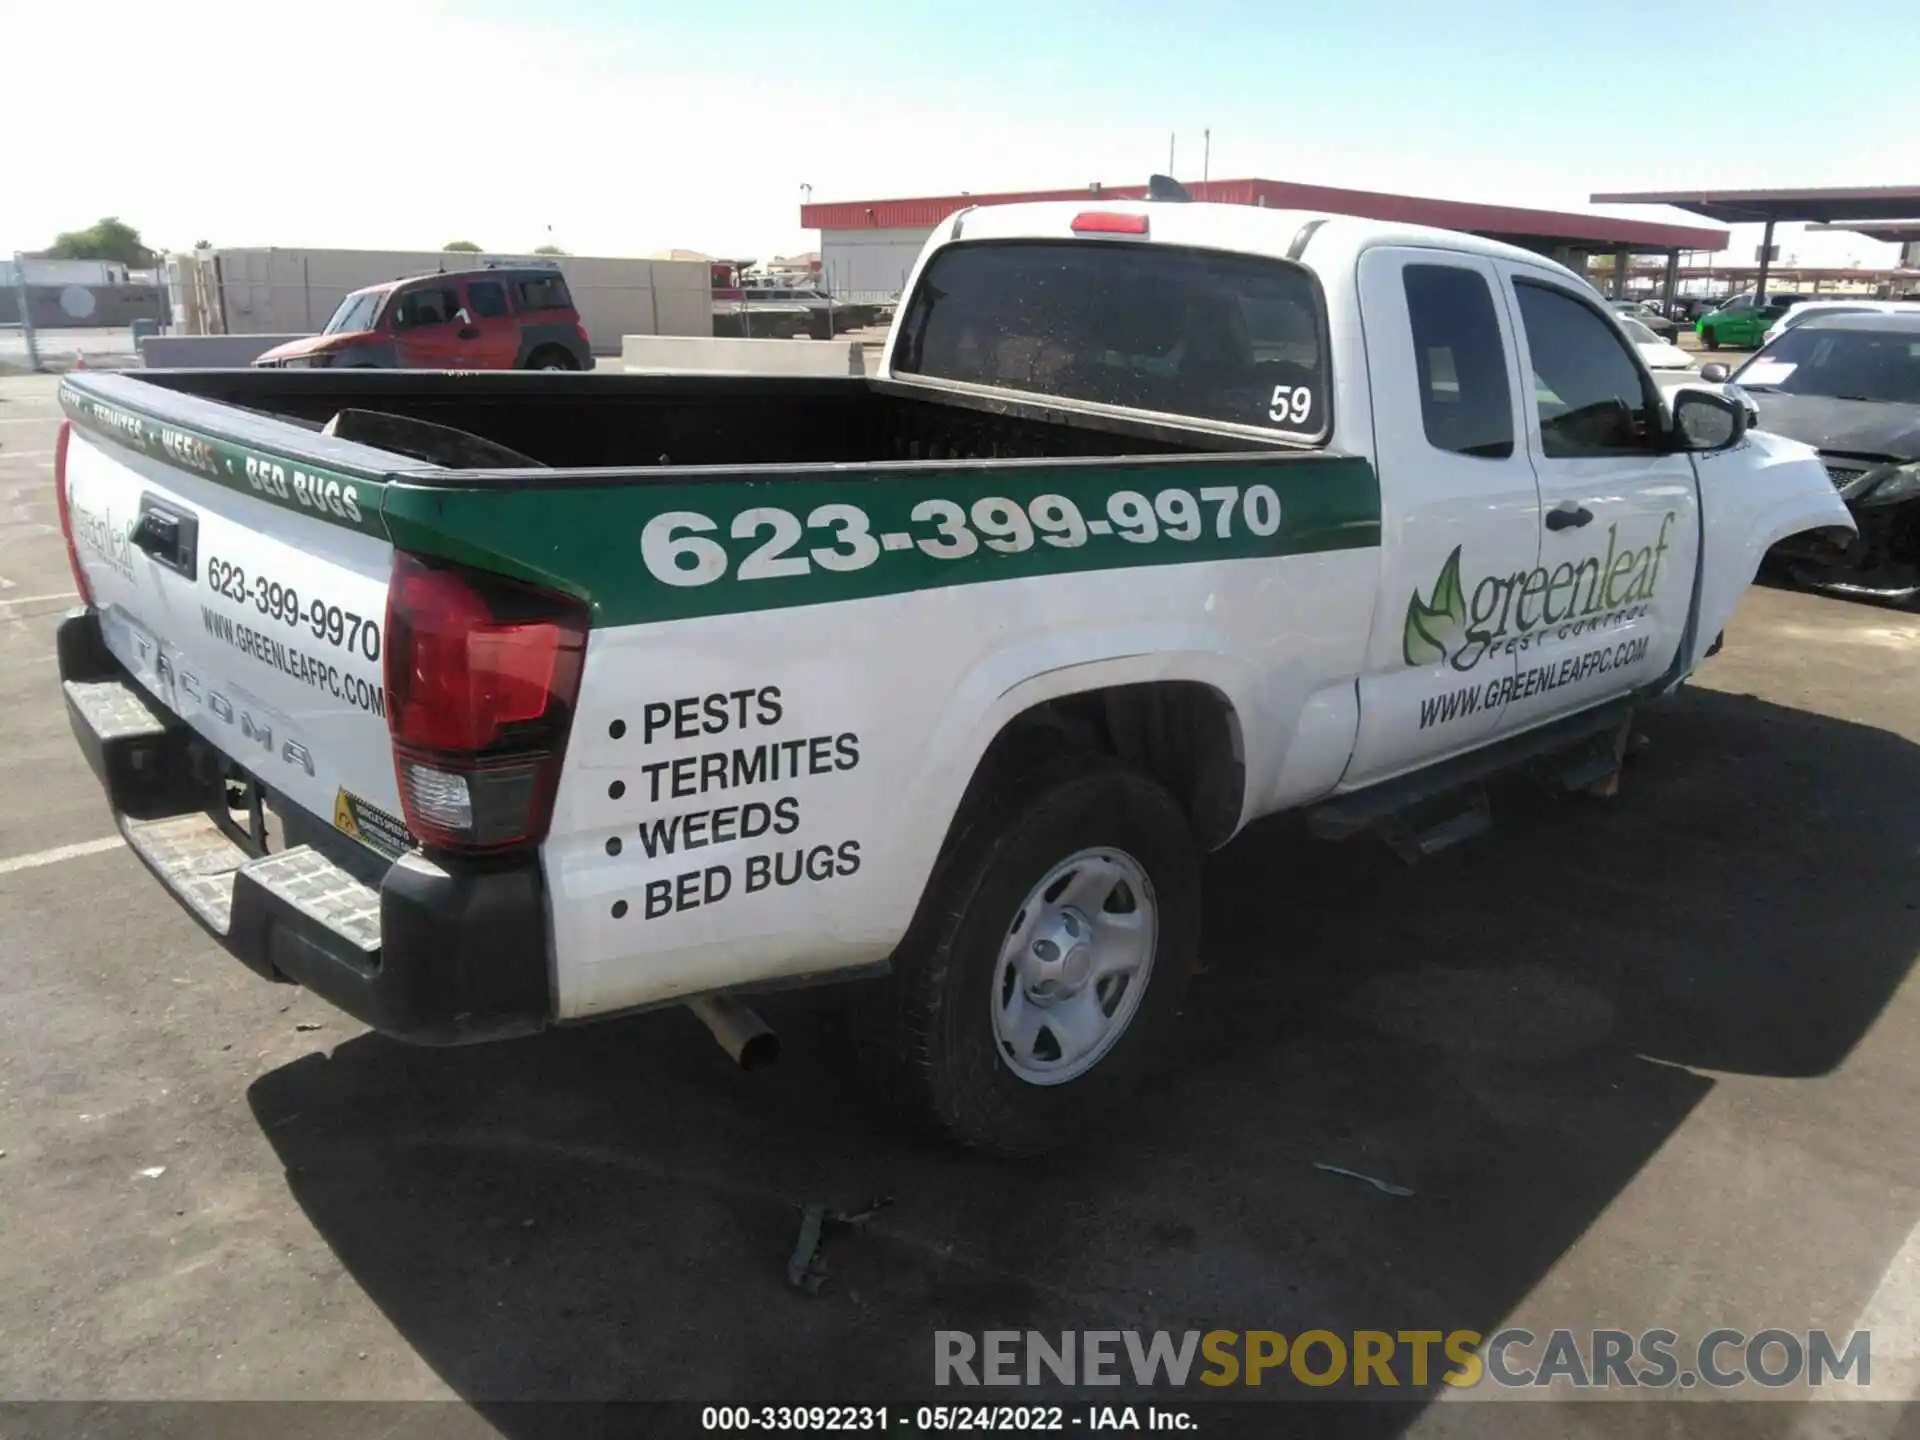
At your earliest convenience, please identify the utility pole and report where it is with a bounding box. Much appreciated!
[1203,129,1211,187]
[1168,133,1175,175]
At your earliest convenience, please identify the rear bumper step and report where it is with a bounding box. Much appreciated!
[61,609,551,1045]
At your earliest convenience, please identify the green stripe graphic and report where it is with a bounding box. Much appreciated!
[384,455,1382,627]
[60,381,389,538]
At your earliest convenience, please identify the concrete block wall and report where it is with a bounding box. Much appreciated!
[621,335,875,377]
[139,334,309,368]
[0,284,169,329]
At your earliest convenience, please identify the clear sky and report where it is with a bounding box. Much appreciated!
[7,0,1915,268]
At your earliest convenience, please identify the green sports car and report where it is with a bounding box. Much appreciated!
[1697,290,1807,350]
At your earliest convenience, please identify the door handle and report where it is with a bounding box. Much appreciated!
[1545,504,1594,532]
[131,495,198,580]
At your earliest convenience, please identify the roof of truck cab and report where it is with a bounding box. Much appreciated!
[935,200,1587,279]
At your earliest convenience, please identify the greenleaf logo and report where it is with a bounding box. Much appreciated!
[1402,545,1466,666]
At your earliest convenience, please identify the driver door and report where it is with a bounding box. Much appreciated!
[461,278,521,368]
[1486,262,1699,736]
[389,282,472,368]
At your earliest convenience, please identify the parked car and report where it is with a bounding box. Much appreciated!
[54,201,1849,1154]
[252,267,593,371]
[1706,313,1920,602]
[1762,299,1920,348]
[1607,298,1678,339]
[1669,297,1723,324]
[1617,314,1693,372]
[1696,291,1809,351]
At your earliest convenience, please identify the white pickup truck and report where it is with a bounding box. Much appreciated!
[54,190,1851,1153]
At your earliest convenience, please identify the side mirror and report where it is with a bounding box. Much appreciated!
[1672,387,1747,453]
[1698,362,1731,383]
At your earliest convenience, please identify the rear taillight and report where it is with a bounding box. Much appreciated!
[384,553,588,854]
[53,420,93,607]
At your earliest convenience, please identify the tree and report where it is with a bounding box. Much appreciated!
[442,240,483,253]
[192,239,212,251]
[533,244,567,256]
[46,217,156,267]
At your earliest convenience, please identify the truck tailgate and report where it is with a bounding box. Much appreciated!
[61,394,409,860]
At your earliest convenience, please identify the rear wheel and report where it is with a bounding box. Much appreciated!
[877,755,1200,1156]
[1699,327,1718,351]
[526,346,576,371]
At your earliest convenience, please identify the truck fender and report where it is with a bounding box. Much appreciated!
[873,626,1257,913]
[1681,429,1856,676]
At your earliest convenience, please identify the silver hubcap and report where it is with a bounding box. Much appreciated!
[990,848,1157,1085]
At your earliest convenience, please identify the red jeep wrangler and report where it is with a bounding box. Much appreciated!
[253,266,594,370]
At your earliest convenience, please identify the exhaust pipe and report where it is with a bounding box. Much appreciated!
[687,993,780,1070]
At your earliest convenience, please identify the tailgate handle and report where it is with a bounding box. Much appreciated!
[131,496,199,581]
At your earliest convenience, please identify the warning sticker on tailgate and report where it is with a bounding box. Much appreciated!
[334,789,416,858]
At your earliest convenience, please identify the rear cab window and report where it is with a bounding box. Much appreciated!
[891,241,1331,441]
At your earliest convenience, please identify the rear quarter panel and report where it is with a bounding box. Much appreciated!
[383,453,1381,1018]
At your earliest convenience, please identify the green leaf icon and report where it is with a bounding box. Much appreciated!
[1402,546,1467,667]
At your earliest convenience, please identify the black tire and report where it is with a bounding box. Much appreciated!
[1699,327,1718,351]
[526,346,576,371]
[877,754,1201,1156]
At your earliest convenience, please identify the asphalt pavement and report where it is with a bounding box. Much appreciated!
[1,372,1917,1438]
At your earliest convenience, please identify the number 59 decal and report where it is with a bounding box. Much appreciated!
[1268,384,1313,428]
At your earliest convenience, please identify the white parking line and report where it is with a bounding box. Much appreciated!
[1795,1214,1920,1430]
[1851,1216,1920,1395]
[0,836,124,875]
[0,591,76,610]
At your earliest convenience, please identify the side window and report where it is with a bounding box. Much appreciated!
[1513,280,1659,457]
[467,280,508,319]
[1403,264,1514,459]
[514,276,572,311]
[393,287,458,329]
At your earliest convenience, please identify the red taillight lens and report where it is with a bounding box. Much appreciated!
[53,420,94,607]
[1071,210,1149,235]
[384,553,588,853]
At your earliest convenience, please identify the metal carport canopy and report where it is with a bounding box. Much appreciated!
[1806,220,1920,244]
[1590,185,1920,299]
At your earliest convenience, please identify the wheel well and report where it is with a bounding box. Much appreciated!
[957,682,1245,850]
[525,343,573,367]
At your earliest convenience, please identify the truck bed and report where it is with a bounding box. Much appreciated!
[134,369,1257,473]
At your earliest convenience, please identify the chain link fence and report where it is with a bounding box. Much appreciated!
[2,252,161,374]
[2,253,40,372]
